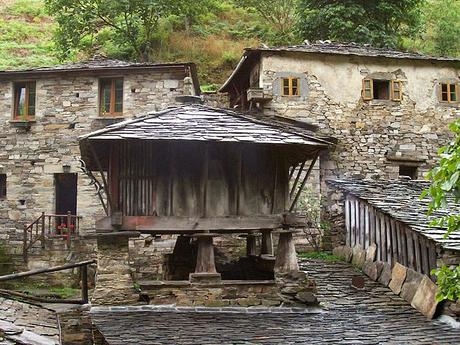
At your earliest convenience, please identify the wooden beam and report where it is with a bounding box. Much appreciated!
[289,160,306,199]
[88,141,114,213]
[95,215,285,234]
[289,154,318,212]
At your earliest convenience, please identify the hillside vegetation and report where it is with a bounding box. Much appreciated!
[0,0,458,87]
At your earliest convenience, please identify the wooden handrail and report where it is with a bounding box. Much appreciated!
[0,259,96,304]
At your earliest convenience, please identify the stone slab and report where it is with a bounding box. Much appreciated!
[389,262,407,295]
[400,268,424,304]
[411,275,439,319]
[365,244,377,262]
[362,260,384,281]
[378,262,392,287]
[351,245,366,268]
[332,245,352,262]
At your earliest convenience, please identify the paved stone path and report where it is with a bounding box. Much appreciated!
[91,259,460,344]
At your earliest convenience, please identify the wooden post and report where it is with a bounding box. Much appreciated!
[66,211,71,248]
[246,232,257,257]
[189,233,221,283]
[81,264,89,304]
[23,225,28,262]
[261,229,274,256]
[41,212,45,249]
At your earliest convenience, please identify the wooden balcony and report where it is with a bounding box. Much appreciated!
[246,88,272,103]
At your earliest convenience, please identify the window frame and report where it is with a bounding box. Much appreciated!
[13,81,36,120]
[281,77,300,97]
[439,82,459,103]
[362,78,403,102]
[99,78,124,116]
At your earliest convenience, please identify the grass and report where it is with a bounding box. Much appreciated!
[298,251,342,262]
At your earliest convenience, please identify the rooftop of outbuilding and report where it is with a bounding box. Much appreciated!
[80,104,335,146]
[327,178,460,251]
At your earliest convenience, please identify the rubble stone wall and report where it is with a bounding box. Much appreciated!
[257,52,459,247]
[0,70,191,263]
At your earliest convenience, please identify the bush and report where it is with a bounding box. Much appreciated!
[432,265,460,302]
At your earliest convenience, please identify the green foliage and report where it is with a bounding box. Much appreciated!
[422,120,460,238]
[7,0,46,17]
[431,265,460,302]
[201,84,219,92]
[233,0,300,45]
[44,0,214,61]
[424,119,460,302]
[424,0,460,56]
[297,0,425,48]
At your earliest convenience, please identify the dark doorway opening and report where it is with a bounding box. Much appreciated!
[55,173,77,215]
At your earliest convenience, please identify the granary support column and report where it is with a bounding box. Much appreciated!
[261,229,274,256]
[274,230,299,272]
[189,233,221,283]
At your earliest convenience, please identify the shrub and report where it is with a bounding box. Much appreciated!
[432,265,460,302]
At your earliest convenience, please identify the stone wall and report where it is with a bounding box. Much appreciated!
[254,52,460,247]
[0,68,193,263]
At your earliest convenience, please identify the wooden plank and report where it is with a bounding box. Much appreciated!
[405,226,415,270]
[413,232,422,273]
[390,218,398,265]
[95,215,286,233]
[375,210,381,260]
[359,201,365,248]
[350,197,356,246]
[364,204,369,249]
[398,222,407,266]
[345,197,351,247]
[380,214,387,262]
[369,206,375,247]
[420,236,430,275]
[385,216,392,266]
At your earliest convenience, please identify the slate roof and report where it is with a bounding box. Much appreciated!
[0,57,195,75]
[247,42,460,62]
[80,104,335,147]
[89,259,460,344]
[220,41,459,92]
[327,179,460,251]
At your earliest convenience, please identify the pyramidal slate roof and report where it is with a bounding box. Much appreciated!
[328,178,460,251]
[80,104,334,147]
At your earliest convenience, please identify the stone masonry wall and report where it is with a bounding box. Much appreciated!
[257,52,460,247]
[0,69,191,263]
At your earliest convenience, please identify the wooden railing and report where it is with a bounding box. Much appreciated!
[23,212,82,261]
[344,194,437,276]
[0,259,96,304]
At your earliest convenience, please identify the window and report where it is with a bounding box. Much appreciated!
[440,82,458,103]
[399,165,417,180]
[99,78,123,116]
[362,79,402,101]
[281,77,300,96]
[0,174,6,199]
[13,81,36,120]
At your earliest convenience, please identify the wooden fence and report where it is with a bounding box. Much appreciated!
[344,194,437,276]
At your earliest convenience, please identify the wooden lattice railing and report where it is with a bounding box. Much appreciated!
[23,212,82,261]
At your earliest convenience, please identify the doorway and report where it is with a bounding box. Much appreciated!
[55,173,77,215]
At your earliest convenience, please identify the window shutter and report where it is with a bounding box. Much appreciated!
[391,80,402,101]
[362,79,373,100]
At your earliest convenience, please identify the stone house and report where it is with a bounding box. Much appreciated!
[0,58,200,265]
[220,42,460,249]
[220,42,460,182]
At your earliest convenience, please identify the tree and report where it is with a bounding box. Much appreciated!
[45,0,211,61]
[297,0,425,48]
[423,0,460,56]
[233,0,300,45]
[423,119,460,302]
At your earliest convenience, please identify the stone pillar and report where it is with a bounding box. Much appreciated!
[189,233,221,283]
[91,233,139,305]
[274,230,299,273]
[261,229,274,256]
